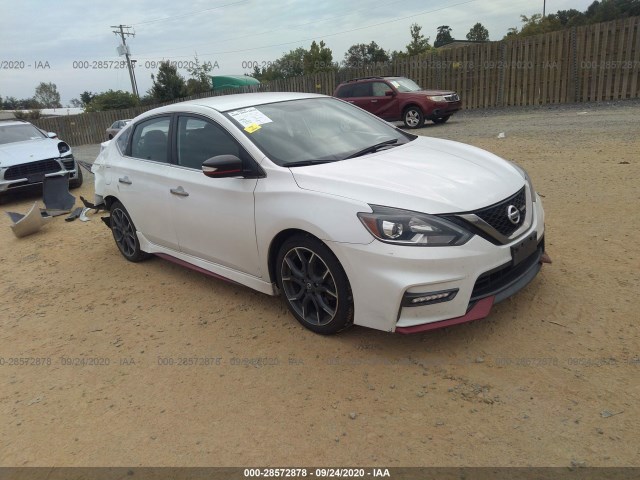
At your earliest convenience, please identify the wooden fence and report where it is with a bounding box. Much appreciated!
[32,16,640,146]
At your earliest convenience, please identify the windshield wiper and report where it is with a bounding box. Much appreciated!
[345,139,399,159]
[284,159,337,168]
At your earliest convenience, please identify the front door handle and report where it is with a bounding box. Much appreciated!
[371,99,378,103]
[170,186,189,197]
[118,176,132,185]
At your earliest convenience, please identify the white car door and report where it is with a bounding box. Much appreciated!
[168,115,260,276]
[110,115,179,250]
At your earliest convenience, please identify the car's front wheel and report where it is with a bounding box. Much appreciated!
[433,115,451,124]
[403,106,425,129]
[110,200,150,262]
[276,234,353,334]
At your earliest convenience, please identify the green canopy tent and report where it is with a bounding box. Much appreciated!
[209,75,260,92]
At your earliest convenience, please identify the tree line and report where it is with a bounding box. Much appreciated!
[1,56,215,114]
[251,0,639,81]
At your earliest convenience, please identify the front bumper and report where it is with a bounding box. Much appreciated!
[0,155,80,193]
[328,196,546,333]
[427,100,462,119]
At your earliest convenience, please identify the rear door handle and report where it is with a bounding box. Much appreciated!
[371,99,378,103]
[170,186,189,197]
[118,176,132,185]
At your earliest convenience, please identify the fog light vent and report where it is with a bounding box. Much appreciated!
[402,288,459,307]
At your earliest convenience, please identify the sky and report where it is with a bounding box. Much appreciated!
[0,0,596,105]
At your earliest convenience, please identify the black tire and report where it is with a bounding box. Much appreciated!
[433,115,451,124]
[69,164,83,189]
[109,201,150,262]
[276,234,354,334]
[403,106,425,129]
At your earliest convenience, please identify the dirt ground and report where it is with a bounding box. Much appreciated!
[1,102,638,468]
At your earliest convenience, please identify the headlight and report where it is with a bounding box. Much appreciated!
[427,95,447,102]
[358,205,473,246]
[509,162,536,202]
[57,141,71,155]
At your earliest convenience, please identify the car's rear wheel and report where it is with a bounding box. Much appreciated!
[433,115,451,124]
[276,234,353,334]
[403,106,424,129]
[69,164,83,188]
[110,201,150,262]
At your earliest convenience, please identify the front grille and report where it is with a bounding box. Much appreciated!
[471,238,544,301]
[474,187,526,237]
[445,93,460,102]
[4,159,61,180]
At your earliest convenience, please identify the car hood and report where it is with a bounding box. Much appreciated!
[289,137,524,214]
[411,89,455,96]
[0,139,63,167]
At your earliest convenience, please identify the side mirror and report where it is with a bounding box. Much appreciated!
[47,132,58,138]
[384,90,395,97]
[202,155,243,178]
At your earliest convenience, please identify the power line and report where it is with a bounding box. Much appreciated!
[134,0,406,58]
[134,0,481,60]
[131,0,247,26]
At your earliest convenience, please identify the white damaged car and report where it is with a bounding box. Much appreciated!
[92,92,550,334]
[0,119,83,195]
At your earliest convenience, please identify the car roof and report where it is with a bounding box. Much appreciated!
[155,92,326,114]
[0,119,35,127]
[338,76,404,85]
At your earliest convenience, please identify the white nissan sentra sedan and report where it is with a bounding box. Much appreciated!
[92,92,550,334]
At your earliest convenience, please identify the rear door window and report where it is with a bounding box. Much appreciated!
[130,117,171,163]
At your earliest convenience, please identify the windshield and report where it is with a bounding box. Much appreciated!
[224,97,413,166]
[389,78,422,93]
[0,124,46,145]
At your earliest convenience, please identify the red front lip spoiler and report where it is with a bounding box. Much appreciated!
[394,296,495,334]
[396,252,553,334]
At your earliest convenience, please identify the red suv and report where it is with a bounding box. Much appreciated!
[334,76,462,129]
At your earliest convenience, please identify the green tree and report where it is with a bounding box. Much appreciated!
[253,47,306,81]
[251,40,335,81]
[85,90,139,112]
[389,50,409,63]
[7,97,41,109]
[585,0,640,22]
[80,91,96,106]
[554,9,587,26]
[6,97,32,110]
[303,40,334,74]
[466,23,490,41]
[34,82,62,108]
[70,91,95,108]
[343,41,390,67]
[434,25,454,48]
[506,14,562,38]
[186,55,213,95]
[149,61,187,102]
[406,23,431,56]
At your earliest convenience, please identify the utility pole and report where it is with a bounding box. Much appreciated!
[111,24,139,98]
[543,0,546,18]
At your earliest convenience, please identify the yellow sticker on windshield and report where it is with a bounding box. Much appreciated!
[244,123,261,133]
